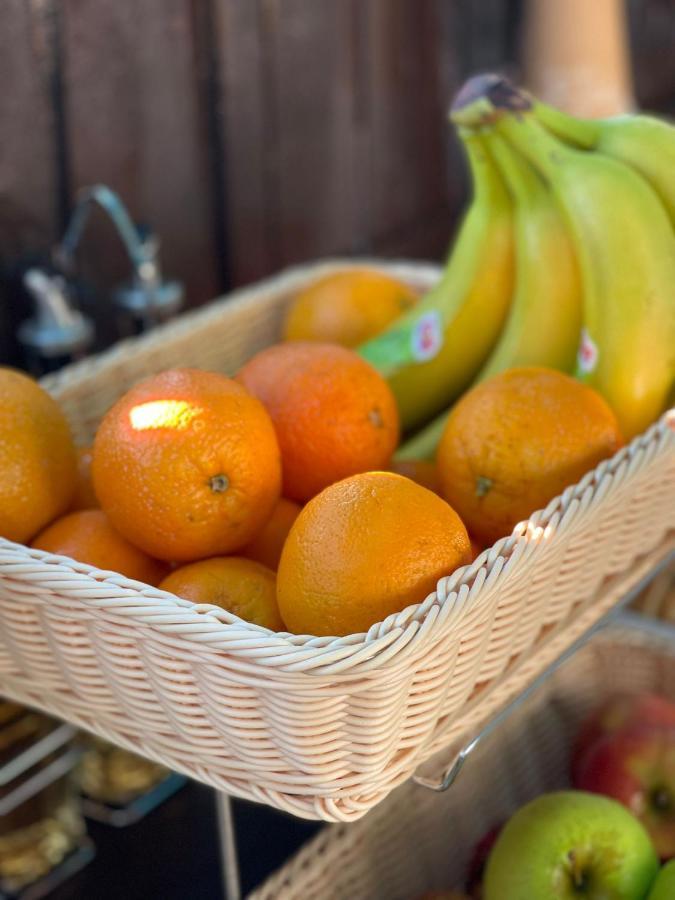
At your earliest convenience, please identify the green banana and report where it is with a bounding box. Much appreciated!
[395,407,449,461]
[359,132,515,431]
[533,99,675,227]
[396,127,583,462]
[479,103,675,439]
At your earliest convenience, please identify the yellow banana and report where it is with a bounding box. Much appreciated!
[396,127,583,462]
[359,132,514,431]
[475,130,581,380]
[485,106,675,439]
[533,100,675,228]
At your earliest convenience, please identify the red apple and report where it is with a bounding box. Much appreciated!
[465,824,503,898]
[575,724,675,859]
[572,693,675,782]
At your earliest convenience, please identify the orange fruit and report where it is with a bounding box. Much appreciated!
[241,497,302,570]
[237,342,399,502]
[437,367,623,546]
[390,458,441,495]
[277,472,471,637]
[71,446,99,510]
[31,510,167,585]
[283,269,418,347]
[92,368,281,562]
[0,367,77,543]
[159,557,283,630]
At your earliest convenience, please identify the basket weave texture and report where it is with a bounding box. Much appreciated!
[251,616,675,898]
[0,260,673,822]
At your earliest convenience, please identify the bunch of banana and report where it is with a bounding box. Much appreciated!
[396,74,675,459]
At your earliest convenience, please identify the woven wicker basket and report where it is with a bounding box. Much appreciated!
[0,259,673,823]
[251,615,675,899]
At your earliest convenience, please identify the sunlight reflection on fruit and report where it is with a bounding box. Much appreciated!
[129,400,202,431]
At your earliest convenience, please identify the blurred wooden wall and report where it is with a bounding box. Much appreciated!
[1,0,674,364]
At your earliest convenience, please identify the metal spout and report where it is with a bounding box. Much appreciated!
[54,185,184,330]
[19,269,93,359]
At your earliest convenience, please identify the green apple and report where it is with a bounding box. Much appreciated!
[484,791,659,899]
[648,860,675,899]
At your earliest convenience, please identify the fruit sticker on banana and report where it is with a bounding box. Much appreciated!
[577,328,599,376]
[361,311,444,371]
[411,312,444,362]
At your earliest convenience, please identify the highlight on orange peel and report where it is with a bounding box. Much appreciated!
[129,400,202,431]
[93,368,281,562]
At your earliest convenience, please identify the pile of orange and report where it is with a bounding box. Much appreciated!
[0,273,625,640]
[0,339,405,634]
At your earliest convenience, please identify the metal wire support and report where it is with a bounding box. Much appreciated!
[216,792,242,900]
[413,549,675,792]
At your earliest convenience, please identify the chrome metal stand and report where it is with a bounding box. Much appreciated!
[216,793,241,900]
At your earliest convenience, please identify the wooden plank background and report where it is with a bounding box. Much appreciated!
[1,0,674,365]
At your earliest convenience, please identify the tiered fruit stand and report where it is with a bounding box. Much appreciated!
[0,261,673,897]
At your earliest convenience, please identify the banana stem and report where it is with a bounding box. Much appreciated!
[425,129,508,301]
[532,99,601,149]
[494,112,574,183]
[451,73,578,185]
[461,130,508,212]
[483,130,546,205]
[450,73,530,129]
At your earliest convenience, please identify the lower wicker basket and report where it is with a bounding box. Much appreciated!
[251,614,675,899]
[0,259,673,822]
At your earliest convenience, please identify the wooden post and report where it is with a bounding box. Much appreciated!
[522,0,635,116]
